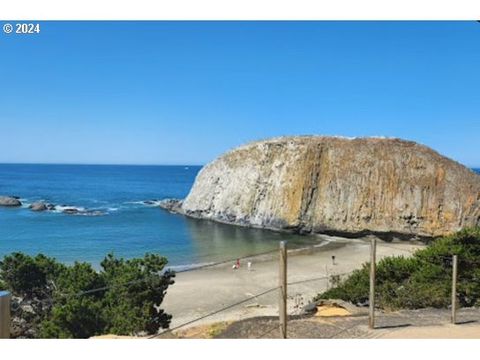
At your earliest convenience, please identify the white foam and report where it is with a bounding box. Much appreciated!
[20,199,31,208]
[166,261,215,272]
[53,205,86,213]
[143,200,163,207]
[125,200,163,207]
[74,211,106,217]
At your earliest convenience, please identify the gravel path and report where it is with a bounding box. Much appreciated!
[214,308,480,339]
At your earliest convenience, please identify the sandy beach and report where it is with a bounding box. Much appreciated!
[162,235,425,331]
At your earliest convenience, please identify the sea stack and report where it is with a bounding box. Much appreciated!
[165,136,480,239]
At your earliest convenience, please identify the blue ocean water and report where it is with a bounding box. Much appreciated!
[0,164,317,268]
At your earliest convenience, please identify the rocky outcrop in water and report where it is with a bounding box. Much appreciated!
[29,202,54,211]
[56,205,105,216]
[0,196,22,207]
[158,199,183,213]
[0,196,105,216]
[163,136,480,239]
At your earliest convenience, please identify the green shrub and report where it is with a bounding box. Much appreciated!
[316,227,480,310]
[0,252,175,338]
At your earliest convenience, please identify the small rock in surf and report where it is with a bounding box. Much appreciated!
[29,202,48,211]
[0,196,22,207]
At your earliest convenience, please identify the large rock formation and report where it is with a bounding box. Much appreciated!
[164,136,480,239]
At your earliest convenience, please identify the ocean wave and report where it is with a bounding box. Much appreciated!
[20,201,31,209]
[10,195,169,216]
[166,261,216,272]
[52,205,87,213]
[72,210,106,217]
[125,199,164,207]
[15,197,108,216]
[143,200,164,207]
[124,201,148,205]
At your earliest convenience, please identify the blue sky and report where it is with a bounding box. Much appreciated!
[1,21,479,166]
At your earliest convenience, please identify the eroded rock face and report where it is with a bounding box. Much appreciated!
[178,136,480,238]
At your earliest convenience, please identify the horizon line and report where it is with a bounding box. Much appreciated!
[0,162,479,169]
[0,162,205,167]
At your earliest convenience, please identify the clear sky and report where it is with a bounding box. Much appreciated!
[1,21,479,166]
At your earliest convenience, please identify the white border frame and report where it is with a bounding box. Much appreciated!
[0,0,479,20]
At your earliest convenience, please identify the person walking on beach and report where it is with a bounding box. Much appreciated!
[233,258,240,270]
[247,261,252,271]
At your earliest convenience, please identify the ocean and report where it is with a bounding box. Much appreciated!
[0,164,319,268]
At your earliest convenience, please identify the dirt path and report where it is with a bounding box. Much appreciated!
[210,308,480,339]
[95,307,480,339]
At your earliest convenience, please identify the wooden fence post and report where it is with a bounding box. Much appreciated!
[369,238,376,329]
[0,291,11,339]
[279,241,287,339]
[451,255,458,325]
[325,265,329,290]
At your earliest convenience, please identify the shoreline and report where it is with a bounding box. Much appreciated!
[166,235,338,272]
[159,199,437,242]
[162,236,425,332]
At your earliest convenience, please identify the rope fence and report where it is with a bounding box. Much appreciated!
[26,248,280,308]
[28,240,355,307]
[1,238,478,339]
[149,286,280,338]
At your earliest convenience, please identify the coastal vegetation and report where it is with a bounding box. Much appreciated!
[317,228,480,309]
[0,253,175,338]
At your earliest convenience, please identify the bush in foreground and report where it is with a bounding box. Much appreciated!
[316,228,480,310]
[0,253,175,338]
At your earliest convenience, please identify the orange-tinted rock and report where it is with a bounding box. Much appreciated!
[180,136,480,238]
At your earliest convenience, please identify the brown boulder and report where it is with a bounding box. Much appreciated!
[0,196,22,207]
